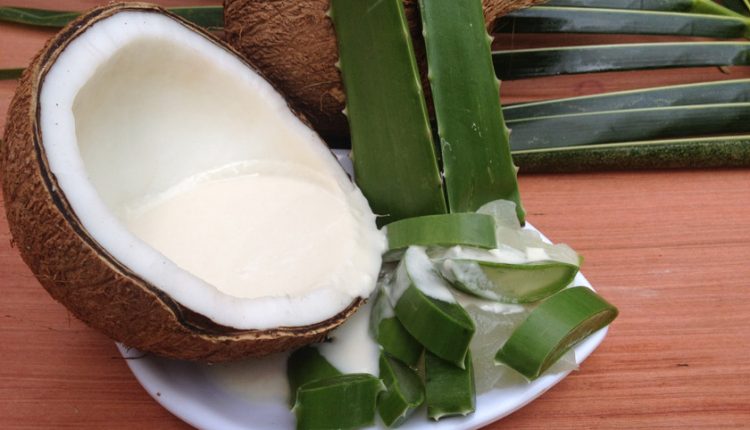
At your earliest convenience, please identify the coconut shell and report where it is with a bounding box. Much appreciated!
[0,2,363,362]
[223,0,543,138]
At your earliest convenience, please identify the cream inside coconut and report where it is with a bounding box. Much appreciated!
[38,11,385,330]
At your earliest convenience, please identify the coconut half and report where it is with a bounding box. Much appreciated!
[1,3,385,361]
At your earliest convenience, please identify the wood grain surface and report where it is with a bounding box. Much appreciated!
[1,1,749,429]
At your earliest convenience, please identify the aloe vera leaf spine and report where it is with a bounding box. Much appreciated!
[330,0,447,226]
[418,0,525,223]
[495,7,750,39]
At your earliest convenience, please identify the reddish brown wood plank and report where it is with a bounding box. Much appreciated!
[1,1,749,429]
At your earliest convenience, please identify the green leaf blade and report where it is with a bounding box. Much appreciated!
[503,79,750,120]
[425,351,476,420]
[419,0,524,223]
[385,213,497,254]
[493,42,750,80]
[331,0,447,226]
[508,103,750,151]
[495,6,750,39]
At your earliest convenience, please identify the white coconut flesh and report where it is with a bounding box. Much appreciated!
[38,11,385,330]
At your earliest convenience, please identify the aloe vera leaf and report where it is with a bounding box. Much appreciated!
[495,287,618,380]
[287,346,342,406]
[440,259,579,303]
[394,284,475,368]
[425,351,476,420]
[0,68,24,80]
[371,288,423,367]
[0,6,223,29]
[513,135,750,172]
[330,0,446,226]
[545,0,746,17]
[503,79,750,120]
[293,374,385,430]
[385,213,497,255]
[378,353,425,427]
[493,42,750,80]
[495,7,750,38]
[508,102,750,151]
[390,248,475,367]
[418,0,525,223]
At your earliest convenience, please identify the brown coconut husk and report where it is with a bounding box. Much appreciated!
[1,2,362,362]
[223,0,543,138]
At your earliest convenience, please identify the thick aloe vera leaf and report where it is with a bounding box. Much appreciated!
[441,259,579,303]
[509,103,750,151]
[0,6,223,28]
[496,7,750,38]
[385,213,497,254]
[503,79,750,120]
[418,0,525,223]
[330,0,446,226]
[390,247,475,367]
[378,353,425,427]
[493,42,750,80]
[545,0,746,17]
[287,346,342,406]
[513,135,750,172]
[293,374,385,430]
[425,351,476,420]
[371,288,423,367]
[496,287,618,380]
[0,68,23,80]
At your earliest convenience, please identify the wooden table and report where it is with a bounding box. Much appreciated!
[2,1,749,428]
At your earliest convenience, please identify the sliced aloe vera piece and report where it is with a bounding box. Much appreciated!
[545,0,745,17]
[495,287,618,380]
[385,213,497,254]
[331,0,446,226]
[371,288,423,367]
[503,79,750,120]
[493,42,750,80]
[509,103,750,151]
[496,7,750,38]
[418,0,524,223]
[513,135,750,172]
[441,259,579,303]
[0,6,224,28]
[425,351,476,420]
[378,353,425,427]
[390,247,475,367]
[287,346,342,406]
[293,374,385,430]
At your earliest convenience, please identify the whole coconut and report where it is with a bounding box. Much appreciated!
[223,0,542,138]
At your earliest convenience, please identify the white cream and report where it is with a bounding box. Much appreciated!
[125,163,360,300]
[318,301,380,375]
[389,246,456,304]
[204,352,290,403]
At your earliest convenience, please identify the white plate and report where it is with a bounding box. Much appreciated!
[117,150,609,429]
[118,252,607,430]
